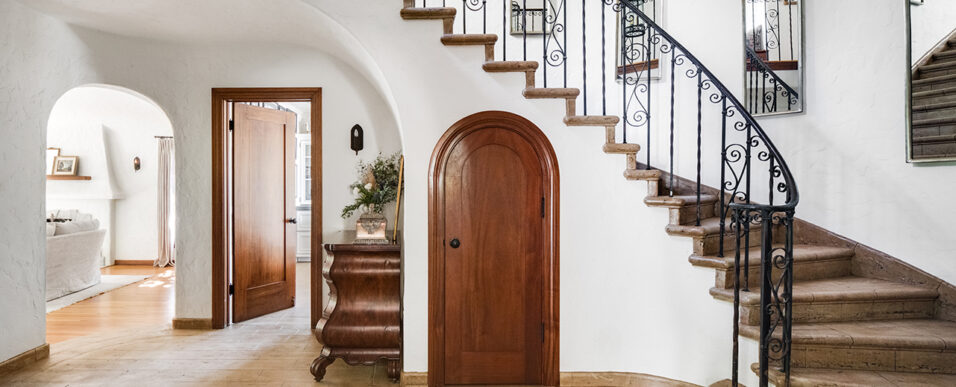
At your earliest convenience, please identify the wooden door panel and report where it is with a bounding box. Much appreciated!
[233,103,297,323]
[443,127,544,385]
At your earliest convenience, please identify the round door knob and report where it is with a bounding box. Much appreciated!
[449,238,461,249]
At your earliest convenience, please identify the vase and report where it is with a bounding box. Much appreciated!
[355,212,389,244]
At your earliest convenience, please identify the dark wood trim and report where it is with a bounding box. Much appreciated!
[617,59,659,76]
[113,260,155,266]
[427,111,560,386]
[171,318,213,330]
[211,88,322,330]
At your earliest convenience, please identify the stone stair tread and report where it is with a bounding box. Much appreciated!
[913,134,956,144]
[920,60,956,72]
[564,115,620,126]
[765,366,956,387]
[934,49,956,59]
[624,168,663,181]
[912,72,956,85]
[645,194,718,208]
[712,276,938,306]
[602,143,640,154]
[666,216,741,237]
[440,34,498,46]
[912,99,956,111]
[482,61,539,72]
[741,319,956,351]
[523,87,580,99]
[400,7,456,20]
[912,116,956,127]
[912,85,956,99]
[689,244,853,270]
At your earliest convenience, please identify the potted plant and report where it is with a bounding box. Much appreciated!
[342,153,401,244]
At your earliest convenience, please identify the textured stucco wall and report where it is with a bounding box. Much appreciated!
[0,0,101,362]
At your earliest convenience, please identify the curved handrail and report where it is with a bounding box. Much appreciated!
[622,1,799,212]
[745,46,799,102]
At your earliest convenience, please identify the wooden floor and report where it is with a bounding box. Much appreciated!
[2,262,390,386]
[46,265,174,344]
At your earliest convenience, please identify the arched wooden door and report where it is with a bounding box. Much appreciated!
[428,111,559,386]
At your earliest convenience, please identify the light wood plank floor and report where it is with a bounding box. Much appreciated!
[2,262,388,386]
[46,265,174,344]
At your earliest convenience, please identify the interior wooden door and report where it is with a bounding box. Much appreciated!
[442,125,546,385]
[232,103,297,323]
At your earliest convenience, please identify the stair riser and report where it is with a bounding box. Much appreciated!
[913,80,956,93]
[714,257,851,289]
[913,106,956,121]
[913,92,956,105]
[670,203,717,226]
[693,227,769,256]
[738,299,936,325]
[918,66,956,78]
[792,346,956,374]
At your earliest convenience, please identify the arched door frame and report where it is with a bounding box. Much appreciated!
[427,111,559,386]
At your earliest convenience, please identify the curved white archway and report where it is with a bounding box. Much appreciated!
[46,84,176,268]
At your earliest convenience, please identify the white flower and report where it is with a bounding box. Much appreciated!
[364,183,372,190]
[352,187,360,196]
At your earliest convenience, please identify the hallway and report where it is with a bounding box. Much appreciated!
[2,263,390,386]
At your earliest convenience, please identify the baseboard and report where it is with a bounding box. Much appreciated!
[172,318,213,330]
[399,371,699,387]
[0,344,50,376]
[113,260,155,266]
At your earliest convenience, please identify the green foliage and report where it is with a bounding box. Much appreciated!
[341,152,402,219]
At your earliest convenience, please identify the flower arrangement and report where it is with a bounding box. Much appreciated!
[341,152,401,219]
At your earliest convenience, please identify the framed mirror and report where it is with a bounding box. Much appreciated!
[907,0,956,162]
[742,0,804,116]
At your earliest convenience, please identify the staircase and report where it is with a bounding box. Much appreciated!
[912,32,956,160]
[400,1,956,385]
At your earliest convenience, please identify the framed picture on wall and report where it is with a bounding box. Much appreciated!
[53,156,78,176]
[46,148,60,175]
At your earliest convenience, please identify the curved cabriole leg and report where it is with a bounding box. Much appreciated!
[310,355,335,382]
[385,359,400,383]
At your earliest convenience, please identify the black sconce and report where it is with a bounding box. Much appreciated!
[133,157,141,171]
[351,124,364,155]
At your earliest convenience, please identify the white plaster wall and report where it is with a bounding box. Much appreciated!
[46,85,174,264]
[0,0,99,363]
[911,1,956,64]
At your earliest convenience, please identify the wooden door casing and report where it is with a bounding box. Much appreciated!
[428,111,559,386]
[232,103,297,323]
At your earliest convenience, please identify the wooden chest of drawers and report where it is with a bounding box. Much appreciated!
[310,243,401,382]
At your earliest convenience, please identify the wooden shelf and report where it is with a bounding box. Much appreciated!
[47,175,91,181]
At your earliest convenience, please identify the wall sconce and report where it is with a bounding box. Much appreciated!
[133,157,141,171]
[351,124,364,155]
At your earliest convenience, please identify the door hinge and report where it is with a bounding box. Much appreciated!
[541,322,545,342]
[540,197,545,218]
[229,283,235,295]
[228,120,235,131]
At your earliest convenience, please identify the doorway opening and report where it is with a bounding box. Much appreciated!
[428,111,560,386]
[211,88,322,329]
[44,84,177,344]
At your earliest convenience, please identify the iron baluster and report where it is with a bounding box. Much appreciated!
[503,0,507,61]
[523,0,528,60]
[582,0,587,115]
[696,71,703,226]
[668,49,675,197]
[718,99,727,257]
[543,0,548,87]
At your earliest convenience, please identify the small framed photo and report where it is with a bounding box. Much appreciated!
[46,148,60,175]
[53,156,79,176]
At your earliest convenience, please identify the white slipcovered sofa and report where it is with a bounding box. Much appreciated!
[46,210,106,301]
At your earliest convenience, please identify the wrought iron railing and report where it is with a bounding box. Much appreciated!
[746,46,799,114]
[745,0,798,63]
[405,1,799,385]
